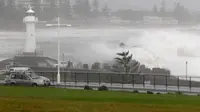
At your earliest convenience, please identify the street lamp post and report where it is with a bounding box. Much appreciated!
[186,61,188,80]
[57,0,61,85]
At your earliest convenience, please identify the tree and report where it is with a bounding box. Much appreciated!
[153,4,158,13]
[115,51,139,74]
[92,0,99,11]
[73,0,91,22]
[82,0,91,18]
[173,2,190,23]
[160,0,166,16]
[73,0,82,17]
[64,0,73,19]
[92,0,99,17]
[73,0,90,17]
[0,1,5,19]
[102,4,110,17]
[5,0,15,20]
[4,0,22,22]
[46,0,57,20]
[33,0,41,18]
[33,0,43,20]
[0,0,25,29]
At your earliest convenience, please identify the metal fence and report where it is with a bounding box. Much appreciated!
[31,71,200,93]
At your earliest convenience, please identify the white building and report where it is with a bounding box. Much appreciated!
[143,16,163,25]
[109,17,132,25]
[142,16,179,25]
[162,17,179,25]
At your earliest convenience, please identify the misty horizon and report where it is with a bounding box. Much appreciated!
[100,0,200,11]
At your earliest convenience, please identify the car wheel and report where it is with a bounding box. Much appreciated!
[10,82,15,86]
[32,83,38,87]
[47,83,51,87]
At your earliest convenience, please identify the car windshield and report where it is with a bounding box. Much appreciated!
[26,70,40,79]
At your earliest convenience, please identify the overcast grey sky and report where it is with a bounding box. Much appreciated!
[98,0,200,11]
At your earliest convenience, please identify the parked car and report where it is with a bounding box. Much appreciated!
[4,67,51,87]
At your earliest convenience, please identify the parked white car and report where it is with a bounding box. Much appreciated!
[4,67,51,87]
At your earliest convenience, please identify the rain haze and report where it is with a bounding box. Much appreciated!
[1,0,200,76]
[104,0,200,11]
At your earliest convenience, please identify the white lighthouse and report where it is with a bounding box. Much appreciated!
[23,6,38,54]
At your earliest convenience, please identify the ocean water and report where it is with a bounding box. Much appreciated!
[1,27,200,77]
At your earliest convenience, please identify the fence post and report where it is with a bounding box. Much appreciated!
[98,73,101,87]
[70,71,72,84]
[177,76,180,91]
[165,76,168,90]
[132,74,135,89]
[122,73,124,89]
[64,71,66,88]
[189,76,192,92]
[86,72,89,85]
[74,72,77,87]
[110,75,113,90]
[143,75,145,88]
[154,75,156,89]
[52,72,54,85]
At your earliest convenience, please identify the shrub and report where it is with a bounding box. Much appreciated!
[167,92,174,95]
[84,85,93,90]
[176,91,182,95]
[147,91,154,94]
[133,90,139,93]
[98,85,108,91]
[156,92,161,95]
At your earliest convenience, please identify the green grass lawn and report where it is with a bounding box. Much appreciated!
[1,86,200,112]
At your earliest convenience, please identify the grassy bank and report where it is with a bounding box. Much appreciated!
[1,97,200,112]
[1,86,200,112]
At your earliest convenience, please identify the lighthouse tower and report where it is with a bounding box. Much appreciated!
[23,6,38,54]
